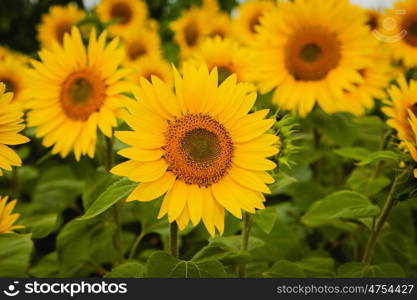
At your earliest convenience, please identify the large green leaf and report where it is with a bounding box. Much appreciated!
[78,177,136,220]
[263,260,306,278]
[357,150,401,166]
[146,251,227,278]
[338,262,405,278]
[30,252,60,278]
[0,234,33,277]
[82,168,119,210]
[252,207,277,234]
[334,147,371,161]
[21,213,58,239]
[105,262,144,278]
[301,191,380,227]
[296,257,335,277]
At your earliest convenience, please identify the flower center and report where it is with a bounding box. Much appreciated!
[184,23,199,47]
[0,78,15,94]
[285,27,341,81]
[110,2,132,25]
[366,13,379,30]
[164,113,234,187]
[403,15,417,47]
[128,42,147,60]
[55,22,72,44]
[249,11,262,33]
[60,70,106,121]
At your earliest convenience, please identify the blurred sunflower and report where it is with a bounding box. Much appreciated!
[27,27,130,160]
[0,83,29,176]
[0,47,28,64]
[37,3,85,48]
[127,56,173,87]
[96,0,148,36]
[365,9,383,32]
[250,0,376,116]
[111,63,278,236]
[0,196,24,234]
[122,29,162,65]
[206,12,233,40]
[0,58,29,105]
[335,53,391,115]
[171,7,208,57]
[380,0,417,68]
[233,0,275,45]
[383,76,417,175]
[188,36,252,84]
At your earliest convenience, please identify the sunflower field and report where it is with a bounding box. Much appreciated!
[0,0,417,280]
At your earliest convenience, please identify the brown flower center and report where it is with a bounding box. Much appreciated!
[60,69,106,121]
[0,78,16,94]
[164,113,234,187]
[249,11,262,33]
[110,2,132,25]
[55,22,73,44]
[184,23,199,47]
[128,42,147,60]
[285,27,341,81]
[403,15,417,47]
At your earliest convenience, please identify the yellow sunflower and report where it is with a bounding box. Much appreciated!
[0,58,29,105]
[122,28,162,65]
[0,83,29,176]
[127,56,173,87]
[111,63,278,236]
[26,27,130,160]
[250,0,376,116]
[365,9,383,32]
[206,11,233,40]
[379,0,417,68]
[170,7,208,57]
[188,36,253,85]
[37,3,85,48]
[383,76,417,176]
[0,46,28,64]
[96,0,148,37]
[233,0,275,45]
[0,196,24,234]
[335,53,392,115]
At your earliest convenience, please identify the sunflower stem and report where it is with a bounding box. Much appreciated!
[104,135,124,265]
[361,169,409,264]
[128,231,145,260]
[238,212,252,278]
[170,222,179,258]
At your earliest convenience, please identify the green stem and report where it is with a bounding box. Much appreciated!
[128,232,145,260]
[104,136,124,265]
[238,212,252,278]
[362,169,409,264]
[170,222,179,258]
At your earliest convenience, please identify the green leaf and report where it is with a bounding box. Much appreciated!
[338,262,405,278]
[252,207,277,234]
[347,167,391,196]
[105,262,144,278]
[132,200,169,235]
[357,150,401,166]
[296,257,335,277]
[301,191,380,227]
[78,177,136,220]
[82,168,119,210]
[334,147,371,161]
[146,251,227,278]
[264,260,306,278]
[21,213,58,239]
[30,252,60,278]
[0,234,33,277]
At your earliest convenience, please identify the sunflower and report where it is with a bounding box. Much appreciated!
[383,76,417,176]
[170,7,208,57]
[365,9,383,32]
[206,12,233,40]
[0,58,29,105]
[37,3,85,48]
[127,56,173,87]
[0,196,24,234]
[0,83,29,176]
[233,0,275,45]
[122,28,162,65]
[250,0,376,116]
[335,53,392,115]
[96,0,148,37]
[26,27,130,160]
[379,0,417,68]
[188,36,253,85]
[0,46,28,64]
[111,63,278,236]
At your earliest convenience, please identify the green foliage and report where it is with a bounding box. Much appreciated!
[105,262,144,278]
[0,234,33,277]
